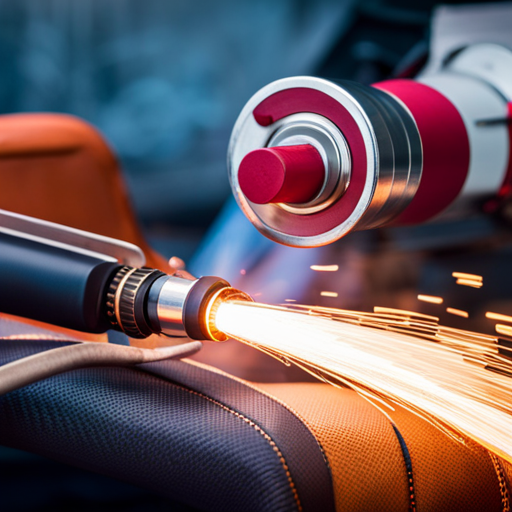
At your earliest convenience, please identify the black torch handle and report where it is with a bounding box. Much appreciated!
[0,232,121,333]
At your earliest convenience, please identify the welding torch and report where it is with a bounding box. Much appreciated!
[0,213,252,344]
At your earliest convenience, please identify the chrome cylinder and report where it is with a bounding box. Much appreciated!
[107,268,251,341]
[228,76,423,247]
[155,275,198,337]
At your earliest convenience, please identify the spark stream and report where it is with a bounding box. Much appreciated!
[214,301,512,463]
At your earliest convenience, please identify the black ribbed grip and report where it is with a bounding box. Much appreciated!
[105,266,133,329]
[106,266,166,338]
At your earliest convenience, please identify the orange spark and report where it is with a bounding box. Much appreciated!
[418,294,443,304]
[373,306,438,321]
[446,308,469,318]
[496,324,512,337]
[311,264,339,272]
[452,272,483,281]
[456,279,483,288]
[321,291,338,298]
[486,312,512,324]
[284,299,296,302]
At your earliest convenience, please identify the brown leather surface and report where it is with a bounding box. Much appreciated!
[258,383,410,511]
[388,402,503,511]
[0,113,171,342]
[0,113,167,271]
[258,382,504,512]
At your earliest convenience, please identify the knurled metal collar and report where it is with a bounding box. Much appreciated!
[105,266,133,329]
[106,266,165,339]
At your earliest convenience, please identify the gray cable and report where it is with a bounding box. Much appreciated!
[0,340,202,396]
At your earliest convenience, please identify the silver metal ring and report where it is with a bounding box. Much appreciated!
[156,275,198,337]
[228,76,422,247]
[228,76,378,247]
[267,113,352,214]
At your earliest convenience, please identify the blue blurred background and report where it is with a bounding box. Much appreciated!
[3,0,512,509]
[0,0,354,262]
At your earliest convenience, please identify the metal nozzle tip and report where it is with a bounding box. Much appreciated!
[205,287,253,342]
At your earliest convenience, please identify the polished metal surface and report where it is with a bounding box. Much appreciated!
[267,113,351,214]
[228,75,422,247]
[0,209,145,266]
[343,81,422,229]
[228,76,378,247]
[156,275,198,336]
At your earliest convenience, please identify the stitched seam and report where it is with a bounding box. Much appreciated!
[183,359,332,468]
[171,381,303,512]
[489,452,511,512]
[390,424,417,512]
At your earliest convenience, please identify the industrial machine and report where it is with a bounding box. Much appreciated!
[0,209,251,343]
[2,2,512,512]
[229,43,512,247]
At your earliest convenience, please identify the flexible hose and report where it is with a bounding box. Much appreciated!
[0,340,202,396]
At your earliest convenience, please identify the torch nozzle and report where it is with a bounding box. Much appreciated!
[106,267,252,341]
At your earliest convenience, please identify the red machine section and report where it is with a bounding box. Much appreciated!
[374,79,470,224]
[238,145,325,205]
[497,102,512,201]
[251,88,368,237]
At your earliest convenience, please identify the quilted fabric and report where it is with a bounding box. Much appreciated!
[0,339,335,512]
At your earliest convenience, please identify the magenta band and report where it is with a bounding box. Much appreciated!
[252,88,367,237]
[374,79,470,224]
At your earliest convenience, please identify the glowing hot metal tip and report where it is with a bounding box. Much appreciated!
[206,287,253,342]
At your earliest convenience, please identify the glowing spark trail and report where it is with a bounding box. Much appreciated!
[496,324,512,337]
[320,291,338,298]
[310,265,339,272]
[456,279,483,288]
[446,308,469,318]
[487,312,512,324]
[452,272,483,282]
[418,294,443,304]
[214,301,512,463]
[373,306,438,321]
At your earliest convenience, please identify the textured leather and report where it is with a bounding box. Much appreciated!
[141,359,336,512]
[388,400,504,511]
[259,382,506,512]
[258,382,411,511]
[0,339,335,512]
[1,334,511,511]
[0,113,166,271]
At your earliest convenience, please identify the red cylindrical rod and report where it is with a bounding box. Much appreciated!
[238,144,325,204]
